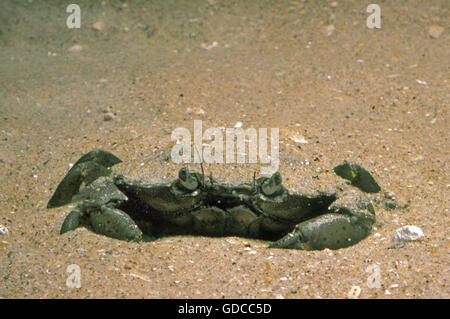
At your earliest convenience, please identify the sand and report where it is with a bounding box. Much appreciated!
[0,0,448,298]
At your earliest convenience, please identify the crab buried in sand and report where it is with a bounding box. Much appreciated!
[47,150,388,250]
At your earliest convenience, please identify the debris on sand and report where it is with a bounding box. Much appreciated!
[324,24,335,37]
[347,286,361,299]
[0,224,8,236]
[201,41,219,50]
[93,21,105,31]
[428,25,444,39]
[68,45,83,53]
[394,225,424,242]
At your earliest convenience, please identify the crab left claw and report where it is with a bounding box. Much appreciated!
[47,149,122,208]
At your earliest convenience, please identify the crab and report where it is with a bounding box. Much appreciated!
[47,149,389,250]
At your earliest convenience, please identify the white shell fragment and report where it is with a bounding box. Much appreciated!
[68,44,83,52]
[394,225,424,242]
[0,224,8,236]
[347,286,361,299]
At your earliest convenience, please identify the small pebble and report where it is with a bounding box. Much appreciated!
[347,286,361,299]
[412,155,425,162]
[104,113,114,121]
[291,133,308,144]
[394,225,424,242]
[234,121,243,129]
[0,224,8,236]
[416,79,427,86]
[93,21,105,31]
[186,107,205,115]
[428,25,444,38]
[68,45,83,52]
[324,24,335,37]
[201,41,218,50]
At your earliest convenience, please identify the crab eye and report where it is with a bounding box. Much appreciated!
[261,171,283,196]
[178,168,199,192]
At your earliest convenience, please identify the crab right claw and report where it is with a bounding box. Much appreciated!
[60,202,143,242]
[269,213,371,250]
[58,174,143,242]
[270,190,376,250]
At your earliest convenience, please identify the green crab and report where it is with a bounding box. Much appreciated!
[47,149,386,250]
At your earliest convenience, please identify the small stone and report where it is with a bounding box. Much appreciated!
[347,286,361,299]
[291,133,308,144]
[234,121,243,128]
[68,44,83,52]
[93,21,105,31]
[394,225,424,242]
[416,79,427,86]
[201,41,218,50]
[104,113,114,121]
[0,224,8,236]
[186,107,205,115]
[324,24,335,37]
[412,155,425,162]
[428,25,444,38]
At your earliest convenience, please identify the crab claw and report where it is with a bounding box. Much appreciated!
[72,149,122,168]
[60,203,143,242]
[60,208,82,234]
[89,206,143,242]
[47,150,122,208]
[270,191,375,250]
[269,214,370,250]
[333,161,381,193]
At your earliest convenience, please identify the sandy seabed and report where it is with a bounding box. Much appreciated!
[0,0,448,298]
